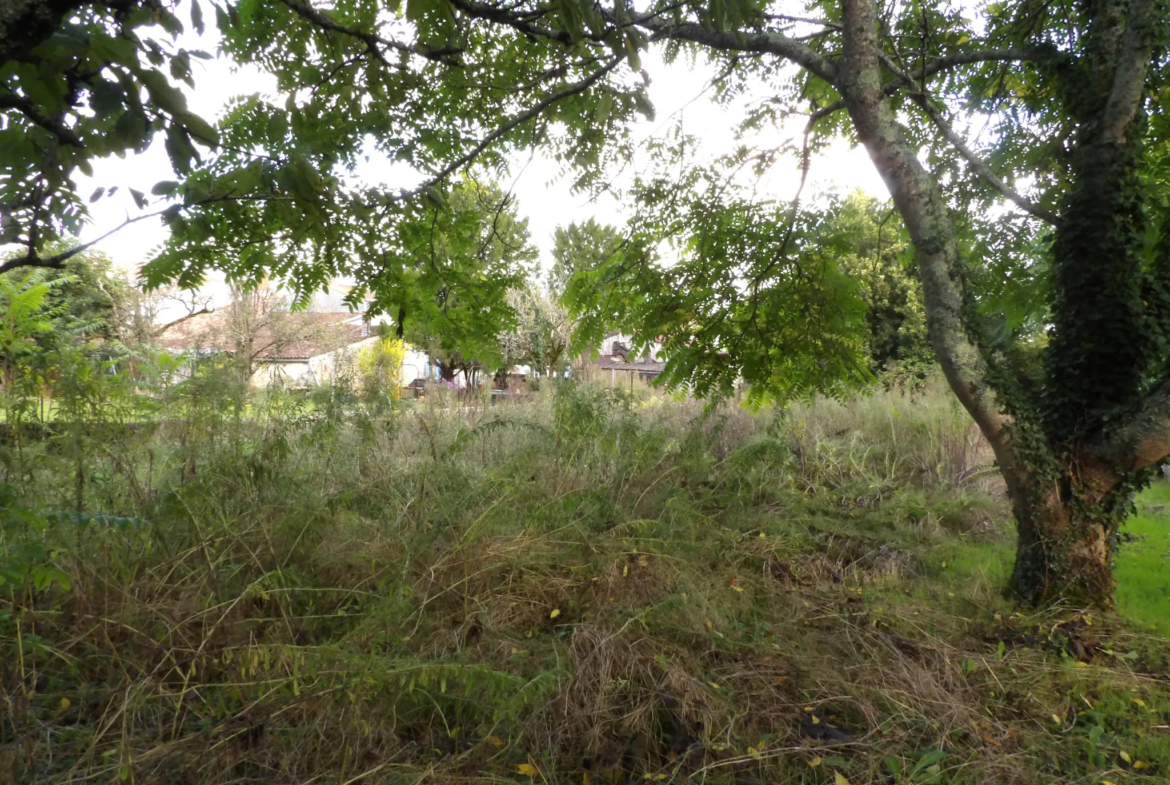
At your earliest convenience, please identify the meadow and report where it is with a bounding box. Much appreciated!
[2,372,1168,784]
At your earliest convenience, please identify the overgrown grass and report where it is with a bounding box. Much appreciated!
[2,377,1168,784]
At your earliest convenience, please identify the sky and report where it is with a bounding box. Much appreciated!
[72,9,891,311]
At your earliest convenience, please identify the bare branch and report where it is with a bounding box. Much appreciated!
[154,306,215,337]
[0,206,174,276]
[277,0,461,62]
[1101,0,1155,146]
[912,95,1062,226]
[635,16,839,84]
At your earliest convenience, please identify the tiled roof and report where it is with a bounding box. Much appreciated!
[158,311,368,361]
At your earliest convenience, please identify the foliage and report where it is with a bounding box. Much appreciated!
[6,0,1170,602]
[549,218,624,297]
[357,331,406,403]
[568,144,870,406]
[399,179,539,382]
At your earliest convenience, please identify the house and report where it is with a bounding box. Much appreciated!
[591,330,666,383]
[158,310,433,389]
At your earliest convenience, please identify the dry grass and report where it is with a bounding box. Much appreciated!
[2,378,1169,784]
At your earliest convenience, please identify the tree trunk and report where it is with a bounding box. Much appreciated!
[1009,457,1125,604]
[834,0,1167,605]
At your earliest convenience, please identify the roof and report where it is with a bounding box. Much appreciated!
[158,311,369,361]
[598,358,666,374]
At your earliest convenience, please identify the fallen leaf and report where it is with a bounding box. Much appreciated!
[708,681,721,690]
[486,735,504,747]
[731,585,744,593]
[1120,751,1132,764]
[57,697,71,715]
[808,757,822,768]
[834,773,851,785]
[1134,761,1149,771]
[1052,713,1062,724]
[550,608,561,619]
[518,763,539,778]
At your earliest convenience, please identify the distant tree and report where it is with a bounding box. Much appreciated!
[3,245,136,343]
[401,180,538,385]
[818,193,933,379]
[549,220,624,298]
[500,285,573,378]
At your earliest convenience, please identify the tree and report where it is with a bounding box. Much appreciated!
[400,180,539,383]
[817,193,933,379]
[6,0,1170,604]
[549,219,624,297]
[500,285,574,378]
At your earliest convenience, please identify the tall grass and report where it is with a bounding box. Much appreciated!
[2,372,1167,784]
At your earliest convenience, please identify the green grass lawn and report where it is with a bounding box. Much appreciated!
[1116,480,1170,633]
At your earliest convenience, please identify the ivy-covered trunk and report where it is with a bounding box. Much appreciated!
[1009,460,1131,604]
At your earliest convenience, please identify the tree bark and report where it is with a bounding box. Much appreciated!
[836,0,1031,495]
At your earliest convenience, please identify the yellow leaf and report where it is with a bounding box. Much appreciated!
[1120,751,1132,764]
[638,555,648,567]
[486,735,504,747]
[808,757,822,768]
[747,746,761,759]
[942,561,947,568]
[1076,662,1089,668]
[518,763,539,778]
[57,697,71,715]
[835,773,852,785]
[1103,780,1118,785]
[731,585,744,593]
[1052,714,1062,724]
[708,681,721,690]
[550,608,561,619]
[1133,698,1147,707]
[811,715,820,724]
[1134,761,1149,771]
[622,565,629,577]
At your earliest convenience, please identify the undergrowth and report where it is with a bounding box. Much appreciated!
[2,375,1168,784]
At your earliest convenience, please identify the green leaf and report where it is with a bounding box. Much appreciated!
[177,110,219,146]
[151,181,180,196]
[191,0,205,34]
[138,69,188,114]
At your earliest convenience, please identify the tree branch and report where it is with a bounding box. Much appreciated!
[153,306,215,336]
[810,46,1062,124]
[0,206,173,275]
[911,95,1062,226]
[389,54,624,201]
[0,90,83,147]
[635,16,839,84]
[1095,376,1170,472]
[1100,0,1155,147]
[276,0,461,63]
[836,0,1032,496]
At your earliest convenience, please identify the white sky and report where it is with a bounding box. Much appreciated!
[72,10,889,309]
